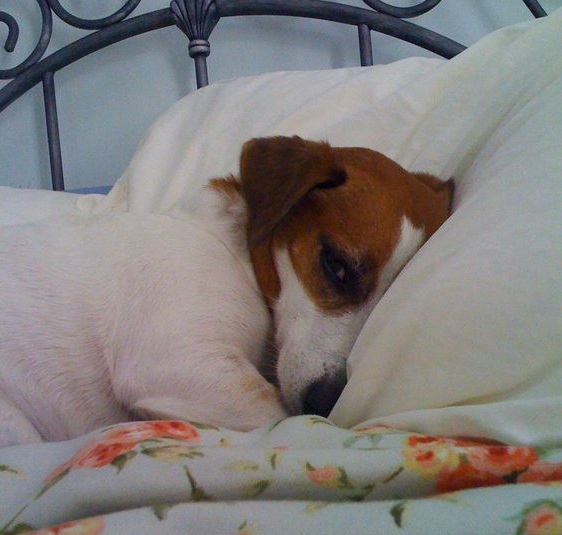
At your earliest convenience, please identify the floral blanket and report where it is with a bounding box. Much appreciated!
[1,416,562,534]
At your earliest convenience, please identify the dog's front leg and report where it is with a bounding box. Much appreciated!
[127,352,287,432]
[0,394,43,447]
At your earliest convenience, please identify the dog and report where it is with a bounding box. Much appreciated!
[0,136,453,445]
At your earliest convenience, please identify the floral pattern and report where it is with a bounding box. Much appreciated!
[401,434,562,494]
[515,501,562,535]
[43,420,200,488]
[1,416,561,534]
[31,518,105,535]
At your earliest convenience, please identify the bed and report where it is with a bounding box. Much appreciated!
[1,1,561,533]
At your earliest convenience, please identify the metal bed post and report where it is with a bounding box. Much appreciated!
[357,24,374,66]
[171,0,219,89]
[522,0,548,17]
[189,41,211,88]
[42,72,65,191]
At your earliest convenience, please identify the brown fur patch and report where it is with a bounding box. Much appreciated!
[250,235,281,308]
[238,137,453,313]
[208,175,243,199]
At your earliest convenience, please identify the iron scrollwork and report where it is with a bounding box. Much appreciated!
[1,0,52,79]
[171,0,218,59]
[361,0,443,19]
[360,0,546,19]
[0,0,142,79]
[0,0,549,81]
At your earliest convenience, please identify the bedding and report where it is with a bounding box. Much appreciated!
[83,9,562,444]
[1,7,561,534]
[2,417,562,534]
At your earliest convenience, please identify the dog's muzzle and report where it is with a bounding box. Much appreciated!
[302,373,347,418]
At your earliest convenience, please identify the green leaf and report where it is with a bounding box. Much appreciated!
[152,504,173,521]
[141,445,203,460]
[354,482,376,500]
[35,467,70,499]
[307,416,333,426]
[245,479,271,498]
[303,502,330,514]
[1,522,36,535]
[111,450,137,473]
[223,460,260,472]
[383,466,404,484]
[189,421,220,431]
[337,467,353,489]
[185,466,213,502]
[343,435,383,449]
[343,436,362,448]
[269,452,278,470]
[268,419,285,432]
[390,502,409,528]
[0,465,20,476]
[347,482,377,502]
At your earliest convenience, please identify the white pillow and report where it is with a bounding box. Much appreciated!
[80,55,443,214]
[82,9,562,445]
[331,10,562,445]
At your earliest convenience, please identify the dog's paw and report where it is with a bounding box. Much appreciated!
[132,394,287,432]
[0,399,42,447]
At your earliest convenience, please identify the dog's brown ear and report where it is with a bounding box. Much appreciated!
[414,173,455,213]
[240,136,347,246]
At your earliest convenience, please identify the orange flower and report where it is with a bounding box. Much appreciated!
[436,463,505,493]
[518,501,562,535]
[518,461,562,484]
[104,421,200,443]
[466,445,538,477]
[451,436,505,447]
[407,435,442,447]
[30,517,105,535]
[72,440,137,469]
[403,436,460,479]
[306,464,348,488]
[352,424,396,435]
[44,437,136,484]
[45,421,200,484]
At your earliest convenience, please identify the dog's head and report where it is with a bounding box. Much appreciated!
[237,136,454,417]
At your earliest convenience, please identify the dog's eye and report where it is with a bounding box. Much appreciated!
[321,244,351,288]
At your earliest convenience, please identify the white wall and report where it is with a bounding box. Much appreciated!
[0,0,559,190]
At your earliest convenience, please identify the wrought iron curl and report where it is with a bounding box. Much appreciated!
[0,0,52,79]
[46,0,142,30]
[361,0,443,19]
[0,12,19,52]
[0,0,143,80]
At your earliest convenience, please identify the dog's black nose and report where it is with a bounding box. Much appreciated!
[302,374,347,417]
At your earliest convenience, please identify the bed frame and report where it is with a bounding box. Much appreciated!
[0,0,548,192]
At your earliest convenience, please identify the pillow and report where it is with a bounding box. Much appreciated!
[82,9,562,446]
[79,55,444,214]
[331,9,562,446]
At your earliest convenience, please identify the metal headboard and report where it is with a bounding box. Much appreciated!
[0,0,548,191]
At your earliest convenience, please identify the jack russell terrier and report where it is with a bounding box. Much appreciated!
[0,136,453,446]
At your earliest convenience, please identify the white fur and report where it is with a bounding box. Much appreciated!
[0,186,424,446]
[0,187,286,446]
[275,216,423,414]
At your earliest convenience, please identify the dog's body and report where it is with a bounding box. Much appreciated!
[0,137,453,446]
